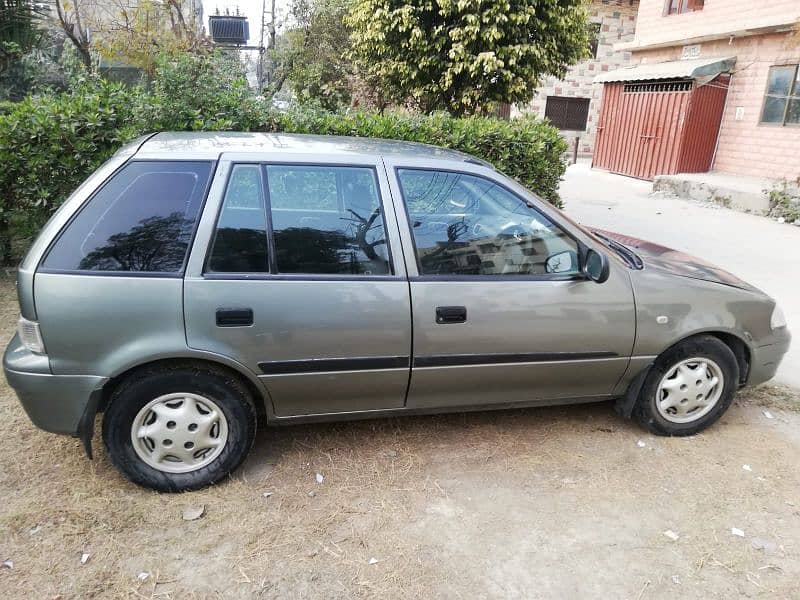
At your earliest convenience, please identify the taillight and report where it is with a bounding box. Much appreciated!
[17,316,46,354]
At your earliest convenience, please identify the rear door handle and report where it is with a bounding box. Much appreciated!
[216,307,253,327]
[436,306,467,324]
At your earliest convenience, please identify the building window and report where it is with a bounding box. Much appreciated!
[761,65,800,126]
[588,22,601,59]
[544,96,591,131]
[665,0,703,15]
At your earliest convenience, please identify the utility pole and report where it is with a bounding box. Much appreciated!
[256,0,277,93]
[268,0,276,51]
[256,0,267,91]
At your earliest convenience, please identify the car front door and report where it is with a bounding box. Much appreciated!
[384,158,636,410]
[184,153,412,417]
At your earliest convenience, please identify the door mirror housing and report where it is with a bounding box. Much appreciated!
[583,248,610,283]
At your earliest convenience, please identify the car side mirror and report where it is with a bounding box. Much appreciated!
[583,248,610,283]
[545,250,577,274]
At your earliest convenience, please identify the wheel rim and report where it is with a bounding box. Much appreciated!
[131,393,229,474]
[655,357,724,424]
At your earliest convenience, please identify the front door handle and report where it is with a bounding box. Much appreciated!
[216,307,253,327]
[436,306,467,324]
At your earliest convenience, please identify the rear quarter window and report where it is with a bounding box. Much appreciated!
[41,161,213,274]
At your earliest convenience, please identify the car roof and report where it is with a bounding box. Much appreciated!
[135,131,492,167]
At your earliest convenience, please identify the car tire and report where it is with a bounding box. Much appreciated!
[102,363,257,492]
[633,335,739,436]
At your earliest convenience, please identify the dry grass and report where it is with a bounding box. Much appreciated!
[1,277,800,599]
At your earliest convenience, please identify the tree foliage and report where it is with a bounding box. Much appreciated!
[91,0,208,74]
[276,0,355,110]
[0,0,43,55]
[347,0,589,115]
[148,50,259,130]
[0,0,46,99]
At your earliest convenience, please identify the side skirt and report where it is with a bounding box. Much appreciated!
[267,394,617,426]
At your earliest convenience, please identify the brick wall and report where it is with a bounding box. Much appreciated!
[516,0,638,155]
[628,0,800,51]
[635,33,800,180]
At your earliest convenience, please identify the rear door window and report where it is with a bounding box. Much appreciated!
[42,161,213,274]
[266,165,391,275]
[206,164,269,273]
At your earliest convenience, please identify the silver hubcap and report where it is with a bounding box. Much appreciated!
[656,357,724,424]
[131,393,228,474]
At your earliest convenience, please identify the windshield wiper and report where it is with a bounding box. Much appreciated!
[592,231,643,270]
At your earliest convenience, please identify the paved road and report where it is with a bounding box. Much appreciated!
[562,161,799,389]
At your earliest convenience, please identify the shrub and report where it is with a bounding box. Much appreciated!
[148,51,262,131]
[766,179,800,224]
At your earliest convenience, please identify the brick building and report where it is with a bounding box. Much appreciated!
[595,0,800,180]
[517,0,639,156]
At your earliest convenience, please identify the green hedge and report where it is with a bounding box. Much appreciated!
[0,69,567,266]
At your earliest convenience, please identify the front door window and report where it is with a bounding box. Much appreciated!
[396,169,579,276]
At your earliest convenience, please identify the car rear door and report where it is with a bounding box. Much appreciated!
[383,157,636,410]
[184,152,412,417]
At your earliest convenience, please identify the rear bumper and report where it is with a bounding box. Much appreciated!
[3,334,106,436]
[748,327,791,387]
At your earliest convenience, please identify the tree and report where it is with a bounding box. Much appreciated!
[54,0,92,69]
[0,0,43,60]
[347,0,589,116]
[78,213,191,271]
[275,0,355,110]
[0,0,46,99]
[91,0,207,75]
[150,50,256,130]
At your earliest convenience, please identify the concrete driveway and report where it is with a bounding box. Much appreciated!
[562,161,799,389]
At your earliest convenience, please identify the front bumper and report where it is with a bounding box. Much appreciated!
[3,333,107,436]
[748,327,791,387]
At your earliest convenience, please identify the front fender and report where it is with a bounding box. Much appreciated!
[630,269,771,360]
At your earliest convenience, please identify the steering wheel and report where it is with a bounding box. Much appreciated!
[497,223,529,242]
[472,222,488,237]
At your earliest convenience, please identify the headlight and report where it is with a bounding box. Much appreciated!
[771,304,787,330]
[17,316,45,354]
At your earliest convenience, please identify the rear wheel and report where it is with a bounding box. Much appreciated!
[634,335,739,436]
[102,363,257,492]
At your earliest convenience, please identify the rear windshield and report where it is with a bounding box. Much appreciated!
[41,161,213,274]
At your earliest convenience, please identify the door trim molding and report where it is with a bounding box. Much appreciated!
[258,352,619,375]
[259,356,410,375]
[413,351,618,368]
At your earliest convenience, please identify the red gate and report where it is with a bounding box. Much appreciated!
[593,75,730,180]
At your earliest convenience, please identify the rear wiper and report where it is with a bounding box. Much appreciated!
[592,231,643,270]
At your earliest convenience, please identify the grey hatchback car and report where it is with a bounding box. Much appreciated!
[4,132,790,491]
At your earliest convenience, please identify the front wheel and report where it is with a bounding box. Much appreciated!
[102,363,257,492]
[633,335,739,436]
